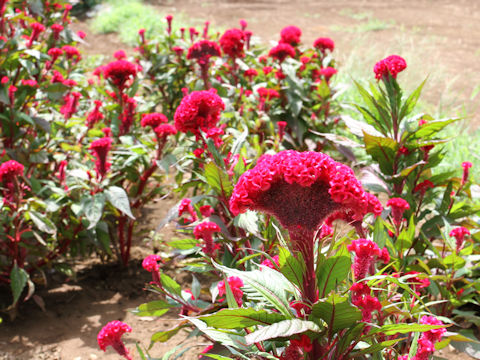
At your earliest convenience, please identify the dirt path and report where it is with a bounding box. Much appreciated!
[2,1,480,359]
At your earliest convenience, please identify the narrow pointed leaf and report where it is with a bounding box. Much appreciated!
[245,319,321,345]
[198,308,286,329]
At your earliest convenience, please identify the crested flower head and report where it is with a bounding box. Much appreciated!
[257,87,280,100]
[142,254,162,272]
[280,25,302,46]
[219,28,245,58]
[141,113,168,128]
[178,198,198,224]
[229,151,382,234]
[348,238,382,280]
[414,179,435,194]
[268,43,296,62]
[374,55,407,80]
[154,124,177,138]
[194,221,221,256]
[187,40,221,66]
[462,161,473,184]
[174,89,225,135]
[89,137,113,178]
[386,197,410,226]
[0,160,24,182]
[97,320,132,359]
[218,276,244,305]
[313,37,334,52]
[450,226,470,251]
[319,67,337,82]
[261,255,280,269]
[103,60,137,90]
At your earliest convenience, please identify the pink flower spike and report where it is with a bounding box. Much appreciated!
[280,25,302,46]
[261,255,280,269]
[97,321,132,360]
[462,161,473,185]
[374,55,407,80]
[313,37,334,53]
[450,227,470,252]
[218,276,244,305]
[178,198,198,224]
[194,221,221,256]
[386,197,410,226]
[347,238,381,280]
[142,254,162,272]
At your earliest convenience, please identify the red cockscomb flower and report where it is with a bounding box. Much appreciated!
[260,255,280,269]
[178,198,197,224]
[386,197,410,226]
[62,45,81,62]
[0,160,24,182]
[142,254,162,272]
[27,22,45,47]
[200,205,214,217]
[174,89,225,136]
[154,124,177,138]
[114,50,127,60]
[450,226,470,252]
[103,60,137,91]
[51,24,63,40]
[187,40,221,66]
[257,87,280,100]
[141,113,168,128]
[462,161,473,185]
[218,276,244,305]
[97,321,132,360]
[90,137,112,178]
[319,67,337,82]
[86,100,104,128]
[348,238,383,280]
[60,92,81,120]
[268,43,295,62]
[280,25,302,46]
[374,55,407,80]
[194,221,221,256]
[219,28,245,58]
[313,37,334,53]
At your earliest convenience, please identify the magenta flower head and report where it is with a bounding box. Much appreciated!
[142,254,162,272]
[141,113,168,128]
[280,25,302,46]
[319,67,337,82]
[187,40,221,66]
[174,89,225,136]
[462,161,473,185]
[450,226,470,252]
[218,276,244,305]
[97,320,132,360]
[219,28,245,58]
[0,160,24,183]
[420,315,446,343]
[313,37,334,53]
[347,238,382,280]
[386,197,410,226]
[27,22,46,47]
[414,179,435,194]
[268,43,296,63]
[178,198,198,224]
[261,255,280,269]
[103,60,137,91]
[374,55,407,80]
[194,221,221,256]
[239,19,248,30]
[154,124,177,138]
[89,137,113,179]
[114,50,127,60]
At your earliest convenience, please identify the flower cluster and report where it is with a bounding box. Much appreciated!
[219,28,245,58]
[450,226,470,252]
[280,26,302,46]
[268,43,296,63]
[141,113,168,128]
[103,60,137,90]
[373,55,407,80]
[218,276,244,305]
[348,238,389,279]
[313,37,334,53]
[229,151,382,233]
[0,160,24,183]
[89,137,113,178]
[350,283,382,322]
[97,320,132,360]
[187,40,221,66]
[399,316,446,360]
[193,221,221,256]
[386,197,410,226]
[142,254,162,272]
[174,89,225,136]
[178,198,198,224]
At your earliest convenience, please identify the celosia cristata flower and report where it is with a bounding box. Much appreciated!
[200,204,214,217]
[219,28,245,58]
[141,113,168,128]
[268,43,296,62]
[142,254,162,272]
[60,92,81,120]
[114,50,127,60]
[239,19,247,30]
[62,45,81,62]
[27,22,45,47]
[402,316,445,360]
[57,160,67,184]
[97,320,132,360]
[414,179,434,194]
[21,79,37,87]
[103,60,137,90]
[172,46,184,56]
[0,160,24,182]
[165,15,173,35]
[280,344,303,360]
[187,40,221,66]
[218,276,244,305]
[174,89,225,136]
[277,121,287,141]
[347,238,388,280]
[244,68,258,81]
[257,87,280,101]
[89,137,112,178]
[47,47,63,65]
[194,221,221,256]
[51,24,63,41]
[77,30,86,39]
[154,124,177,138]
[119,95,137,135]
[373,55,407,80]
[313,37,334,53]
[450,226,470,252]
[8,85,16,105]
[260,255,279,269]
[386,197,410,226]
[462,161,472,185]
[86,100,104,128]
[319,67,337,82]
[280,25,302,46]
[178,198,198,224]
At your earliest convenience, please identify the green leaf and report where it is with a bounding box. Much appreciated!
[202,355,234,360]
[168,238,198,250]
[10,264,28,305]
[151,325,186,344]
[412,119,458,140]
[191,275,201,300]
[363,131,398,175]
[311,294,362,333]
[336,323,365,354]
[371,323,447,336]
[231,127,249,155]
[278,247,305,289]
[245,319,321,344]
[204,162,233,197]
[188,317,250,350]
[82,193,106,229]
[397,215,415,251]
[399,78,426,120]
[198,308,286,329]
[443,253,466,269]
[131,300,174,317]
[316,244,351,298]
[212,262,295,318]
[234,211,259,235]
[373,217,388,248]
[160,273,183,298]
[28,210,57,235]
[352,339,402,356]
[105,186,135,219]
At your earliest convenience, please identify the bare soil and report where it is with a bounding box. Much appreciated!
[1,1,480,359]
